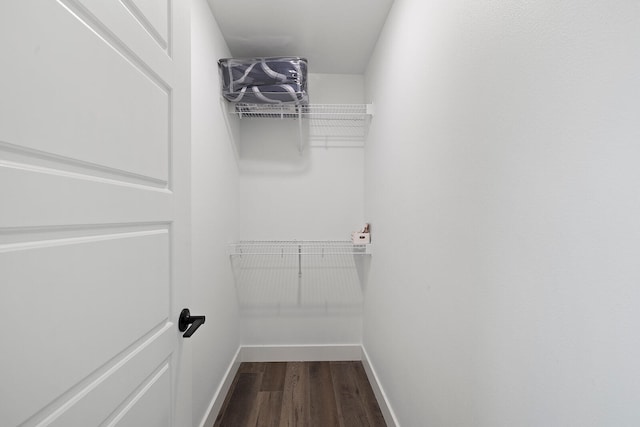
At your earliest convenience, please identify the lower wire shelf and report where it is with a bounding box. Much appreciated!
[229,240,372,256]
[228,240,372,310]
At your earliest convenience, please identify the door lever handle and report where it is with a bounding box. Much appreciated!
[178,308,205,338]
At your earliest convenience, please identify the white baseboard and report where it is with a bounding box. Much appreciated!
[198,347,242,427]
[240,344,363,362]
[361,346,400,427]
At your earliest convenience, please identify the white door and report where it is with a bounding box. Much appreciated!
[0,1,191,426]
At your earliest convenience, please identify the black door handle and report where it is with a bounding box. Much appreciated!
[178,308,205,338]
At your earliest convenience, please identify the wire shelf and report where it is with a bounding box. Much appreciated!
[231,103,373,121]
[229,240,372,256]
[229,240,371,309]
[227,103,373,150]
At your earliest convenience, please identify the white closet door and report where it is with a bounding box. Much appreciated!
[0,1,191,426]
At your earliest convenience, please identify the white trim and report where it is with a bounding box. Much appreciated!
[197,347,242,427]
[361,346,400,427]
[240,344,363,362]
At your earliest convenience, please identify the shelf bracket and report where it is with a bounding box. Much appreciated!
[298,107,303,153]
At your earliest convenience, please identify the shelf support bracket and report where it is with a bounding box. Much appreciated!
[298,107,303,153]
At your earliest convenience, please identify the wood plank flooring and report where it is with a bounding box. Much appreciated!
[213,361,386,427]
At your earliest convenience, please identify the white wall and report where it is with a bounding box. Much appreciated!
[364,0,640,426]
[237,73,365,241]
[191,1,240,425]
[237,74,366,345]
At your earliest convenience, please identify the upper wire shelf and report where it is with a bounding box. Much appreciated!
[231,103,374,120]
[229,240,372,256]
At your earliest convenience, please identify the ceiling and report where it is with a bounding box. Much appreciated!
[207,0,395,74]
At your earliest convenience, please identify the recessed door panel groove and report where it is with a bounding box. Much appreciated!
[0,159,169,192]
[0,228,167,253]
[102,361,172,427]
[21,324,173,427]
[57,0,171,93]
[120,0,170,53]
[0,140,168,189]
[0,222,171,245]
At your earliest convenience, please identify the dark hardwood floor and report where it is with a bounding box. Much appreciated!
[213,361,387,427]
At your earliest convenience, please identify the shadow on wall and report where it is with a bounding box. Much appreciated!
[219,101,369,176]
[218,103,312,174]
[218,98,310,173]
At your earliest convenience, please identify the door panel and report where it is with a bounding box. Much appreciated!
[0,0,190,426]
[0,163,170,227]
[0,1,170,181]
[0,228,173,426]
[46,330,173,427]
[108,366,172,427]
